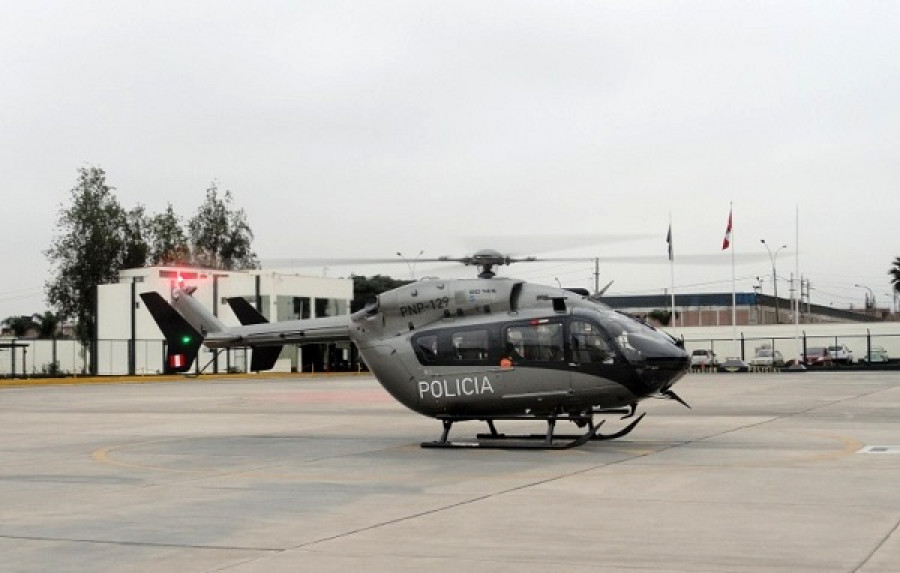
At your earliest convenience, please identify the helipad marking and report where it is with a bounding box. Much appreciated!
[858,445,900,454]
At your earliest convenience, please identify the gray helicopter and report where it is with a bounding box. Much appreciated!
[141,249,691,449]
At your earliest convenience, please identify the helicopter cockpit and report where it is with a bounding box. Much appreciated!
[582,307,689,390]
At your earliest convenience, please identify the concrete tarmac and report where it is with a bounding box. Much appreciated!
[1,371,899,572]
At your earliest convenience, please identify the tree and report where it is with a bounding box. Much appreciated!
[890,257,900,295]
[45,166,126,347]
[1,315,38,337]
[351,275,411,312]
[187,183,258,270]
[648,309,673,326]
[147,203,190,265]
[121,206,150,269]
[1,312,61,338]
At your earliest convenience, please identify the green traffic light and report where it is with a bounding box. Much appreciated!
[181,335,192,345]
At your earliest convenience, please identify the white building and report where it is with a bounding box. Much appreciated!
[96,266,354,375]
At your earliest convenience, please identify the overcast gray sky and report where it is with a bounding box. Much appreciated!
[2,0,898,320]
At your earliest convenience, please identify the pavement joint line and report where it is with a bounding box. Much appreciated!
[0,533,283,553]
[286,436,685,552]
[851,517,900,573]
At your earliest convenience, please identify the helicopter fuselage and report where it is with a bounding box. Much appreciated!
[349,278,689,419]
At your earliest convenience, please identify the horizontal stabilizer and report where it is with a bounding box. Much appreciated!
[140,292,203,373]
[227,297,268,325]
[251,346,283,371]
[226,297,282,371]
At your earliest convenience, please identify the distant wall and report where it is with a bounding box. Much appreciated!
[0,339,86,376]
[671,322,900,360]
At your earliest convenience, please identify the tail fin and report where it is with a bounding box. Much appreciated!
[140,292,203,373]
[225,297,285,371]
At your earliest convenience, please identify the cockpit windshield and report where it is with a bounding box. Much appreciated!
[595,310,681,363]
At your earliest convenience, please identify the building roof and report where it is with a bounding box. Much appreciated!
[599,292,882,323]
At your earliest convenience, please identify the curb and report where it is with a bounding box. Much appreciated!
[0,371,371,389]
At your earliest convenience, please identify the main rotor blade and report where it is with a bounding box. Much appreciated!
[592,252,779,265]
[461,232,656,256]
[260,257,444,269]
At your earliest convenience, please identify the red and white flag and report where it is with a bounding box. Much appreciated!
[169,353,186,369]
[721,209,733,250]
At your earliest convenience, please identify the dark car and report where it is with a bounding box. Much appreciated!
[803,347,833,367]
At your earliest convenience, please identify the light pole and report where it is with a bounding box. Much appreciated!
[854,284,875,312]
[396,250,424,280]
[760,239,787,323]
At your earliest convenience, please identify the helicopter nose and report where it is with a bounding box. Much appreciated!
[625,334,691,392]
[639,351,690,392]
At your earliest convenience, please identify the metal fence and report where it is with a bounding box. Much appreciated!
[0,338,87,377]
[683,330,900,368]
[0,338,257,378]
[4,329,899,378]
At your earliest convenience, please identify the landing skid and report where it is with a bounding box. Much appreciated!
[421,411,646,450]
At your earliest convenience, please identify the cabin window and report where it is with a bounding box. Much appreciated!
[504,322,564,363]
[451,329,489,361]
[570,320,614,364]
[416,334,439,362]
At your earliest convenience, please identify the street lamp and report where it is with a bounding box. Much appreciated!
[754,276,766,294]
[760,239,787,323]
[885,292,898,314]
[854,284,875,312]
[396,250,424,280]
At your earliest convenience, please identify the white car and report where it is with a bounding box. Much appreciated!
[826,344,855,364]
[860,346,889,363]
[750,348,784,367]
[690,349,717,368]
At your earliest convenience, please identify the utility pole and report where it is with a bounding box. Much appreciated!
[761,239,787,324]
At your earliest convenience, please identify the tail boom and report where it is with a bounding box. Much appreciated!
[142,288,352,373]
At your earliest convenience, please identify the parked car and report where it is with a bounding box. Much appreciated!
[826,344,855,364]
[690,349,717,368]
[750,348,785,367]
[860,346,890,363]
[803,347,833,367]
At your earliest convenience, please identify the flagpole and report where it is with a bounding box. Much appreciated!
[794,204,801,363]
[730,201,737,358]
[669,212,676,330]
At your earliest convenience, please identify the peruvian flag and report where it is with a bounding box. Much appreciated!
[169,353,186,369]
[721,209,733,250]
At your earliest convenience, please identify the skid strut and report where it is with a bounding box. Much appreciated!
[421,411,645,450]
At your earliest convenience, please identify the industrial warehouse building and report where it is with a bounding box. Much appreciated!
[95,266,354,375]
[602,292,890,327]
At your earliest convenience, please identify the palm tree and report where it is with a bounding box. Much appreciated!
[890,257,900,295]
[33,311,62,338]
